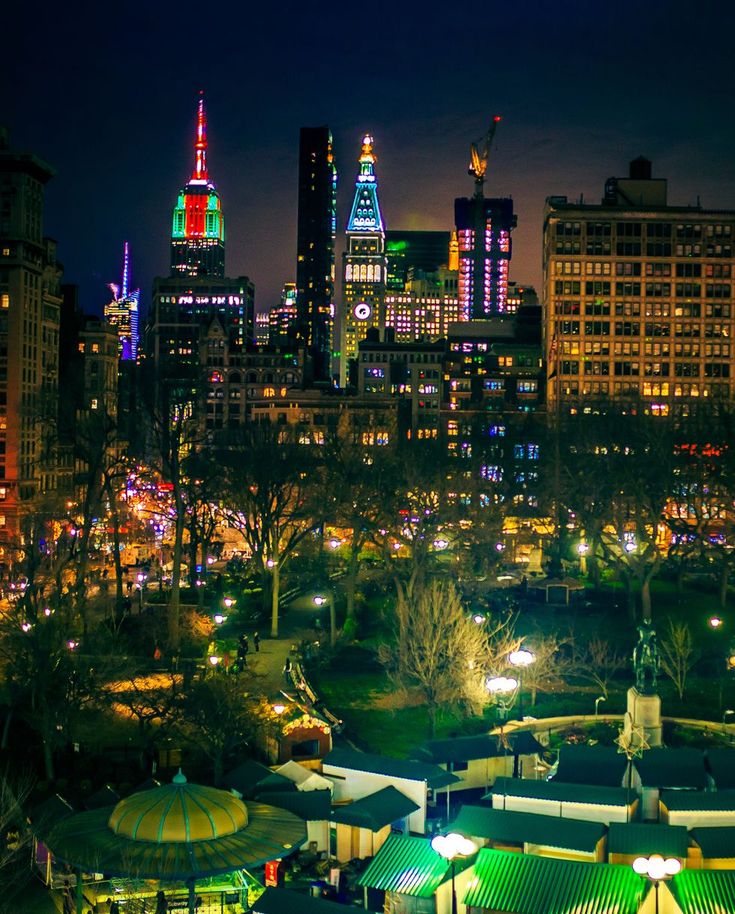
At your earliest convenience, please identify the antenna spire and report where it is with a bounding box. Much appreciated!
[121,241,130,298]
[193,90,208,181]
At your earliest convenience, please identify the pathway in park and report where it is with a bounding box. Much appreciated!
[239,592,322,698]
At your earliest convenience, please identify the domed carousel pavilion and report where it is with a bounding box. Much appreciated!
[40,771,306,914]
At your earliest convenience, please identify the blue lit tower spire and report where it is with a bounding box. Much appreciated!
[340,134,387,384]
[105,241,140,360]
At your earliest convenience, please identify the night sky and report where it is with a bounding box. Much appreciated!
[4,1,735,316]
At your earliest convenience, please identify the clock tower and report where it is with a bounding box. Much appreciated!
[340,134,386,385]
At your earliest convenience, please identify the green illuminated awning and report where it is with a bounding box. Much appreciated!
[607,822,689,858]
[451,806,605,853]
[668,869,735,914]
[463,848,645,914]
[358,834,470,898]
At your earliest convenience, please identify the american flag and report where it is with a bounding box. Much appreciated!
[548,329,559,381]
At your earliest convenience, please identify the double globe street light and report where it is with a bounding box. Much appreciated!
[508,648,535,720]
[431,832,477,914]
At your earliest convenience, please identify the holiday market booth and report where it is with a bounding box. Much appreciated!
[36,771,306,914]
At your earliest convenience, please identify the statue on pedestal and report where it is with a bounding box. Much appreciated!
[633,620,659,695]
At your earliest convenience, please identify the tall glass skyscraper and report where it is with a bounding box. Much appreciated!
[296,126,337,382]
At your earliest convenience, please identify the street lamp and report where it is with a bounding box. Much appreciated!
[577,541,589,575]
[136,572,147,612]
[431,833,477,914]
[223,596,235,609]
[508,648,535,720]
[595,695,607,717]
[632,854,681,914]
[314,593,336,648]
[709,615,724,629]
[486,676,518,776]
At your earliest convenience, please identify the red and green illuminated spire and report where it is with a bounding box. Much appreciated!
[170,91,225,277]
[192,90,208,182]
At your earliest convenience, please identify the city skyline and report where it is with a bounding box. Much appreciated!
[3,2,735,315]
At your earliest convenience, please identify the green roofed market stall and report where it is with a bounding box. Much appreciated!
[463,847,646,914]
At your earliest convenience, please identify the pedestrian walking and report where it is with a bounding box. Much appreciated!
[155,889,168,914]
[240,634,249,656]
[126,579,133,596]
[283,655,292,682]
[253,631,260,652]
[108,897,120,914]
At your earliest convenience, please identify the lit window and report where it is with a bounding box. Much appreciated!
[0,294,8,309]
[90,398,98,410]
[91,343,99,353]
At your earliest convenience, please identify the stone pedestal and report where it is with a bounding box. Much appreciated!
[624,687,662,748]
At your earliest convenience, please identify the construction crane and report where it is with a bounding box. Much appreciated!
[469,115,501,197]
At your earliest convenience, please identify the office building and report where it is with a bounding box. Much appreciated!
[105,241,140,360]
[384,267,461,342]
[296,126,337,381]
[170,93,225,278]
[269,283,298,345]
[340,135,387,384]
[0,128,62,537]
[148,275,254,374]
[385,230,452,290]
[455,196,516,319]
[544,158,735,410]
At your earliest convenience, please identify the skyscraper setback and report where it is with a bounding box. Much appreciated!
[170,92,225,278]
[296,126,337,381]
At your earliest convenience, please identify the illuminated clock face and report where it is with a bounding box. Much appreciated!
[353,302,372,321]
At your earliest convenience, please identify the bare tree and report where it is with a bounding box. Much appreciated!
[520,631,574,706]
[101,667,182,741]
[575,637,626,699]
[659,619,698,700]
[0,773,34,912]
[219,424,320,637]
[175,671,270,785]
[378,580,516,736]
[141,368,203,651]
[325,433,397,622]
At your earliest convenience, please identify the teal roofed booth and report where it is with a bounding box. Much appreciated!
[39,771,307,882]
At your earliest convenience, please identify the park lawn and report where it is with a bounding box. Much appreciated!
[315,671,392,707]
[335,705,493,758]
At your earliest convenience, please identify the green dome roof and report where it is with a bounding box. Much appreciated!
[108,772,248,843]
